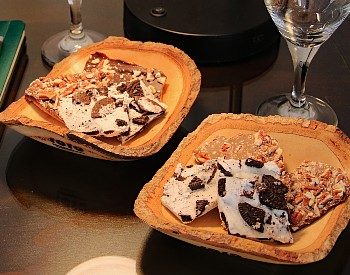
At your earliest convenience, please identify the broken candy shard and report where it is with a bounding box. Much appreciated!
[217,158,292,243]
[161,160,219,224]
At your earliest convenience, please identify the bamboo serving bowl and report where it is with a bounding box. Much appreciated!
[0,37,201,160]
[134,114,350,264]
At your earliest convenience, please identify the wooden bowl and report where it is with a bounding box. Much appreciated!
[134,113,350,264]
[0,37,201,160]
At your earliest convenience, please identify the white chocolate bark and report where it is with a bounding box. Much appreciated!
[161,160,219,223]
[217,158,293,243]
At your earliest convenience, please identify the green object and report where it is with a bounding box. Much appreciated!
[0,20,25,105]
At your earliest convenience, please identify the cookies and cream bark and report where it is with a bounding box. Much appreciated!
[25,52,167,142]
[161,160,219,223]
[286,161,350,231]
[194,130,284,171]
[217,158,293,243]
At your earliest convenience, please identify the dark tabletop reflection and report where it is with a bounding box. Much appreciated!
[6,129,187,216]
[199,38,280,114]
[200,38,280,88]
[139,229,350,275]
[180,39,280,133]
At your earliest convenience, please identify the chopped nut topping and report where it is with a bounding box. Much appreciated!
[24,51,167,142]
[286,161,350,231]
[193,130,284,171]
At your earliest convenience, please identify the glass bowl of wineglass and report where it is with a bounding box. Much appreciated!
[41,0,106,67]
[257,0,350,125]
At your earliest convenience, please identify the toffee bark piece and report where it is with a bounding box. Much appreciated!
[193,130,284,171]
[286,161,350,231]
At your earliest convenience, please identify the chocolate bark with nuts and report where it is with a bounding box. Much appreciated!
[24,52,167,142]
[84,52,166,99]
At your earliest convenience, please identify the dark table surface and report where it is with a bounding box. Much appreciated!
[1,1,350,274]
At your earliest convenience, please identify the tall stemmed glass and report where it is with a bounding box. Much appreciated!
[41,0,106,67]
[257,0,350,125]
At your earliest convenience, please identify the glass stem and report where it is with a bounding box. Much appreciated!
[287,40,321,108]
[68,0,84,39]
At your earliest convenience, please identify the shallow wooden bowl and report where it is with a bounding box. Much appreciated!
[134,113,350,264]
[0,37,201,160]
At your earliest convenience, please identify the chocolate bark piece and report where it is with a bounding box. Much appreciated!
[84,52,146,75]
[286,161,350,232]
[84,52,166,100]
[25,52,167,141]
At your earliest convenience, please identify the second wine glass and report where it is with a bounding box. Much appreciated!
[257,0,350,125]
[41,0,106,67]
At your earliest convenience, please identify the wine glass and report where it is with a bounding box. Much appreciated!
[257,0,350,125]
[41,0,106,67]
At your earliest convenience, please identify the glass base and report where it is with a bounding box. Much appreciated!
[41,30,106,67]
[256,94,338,126]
